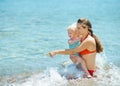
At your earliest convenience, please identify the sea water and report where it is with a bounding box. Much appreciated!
[0,0,120,86]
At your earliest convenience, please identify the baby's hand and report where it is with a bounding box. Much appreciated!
[48,51,56,57]
[68,40,73,45]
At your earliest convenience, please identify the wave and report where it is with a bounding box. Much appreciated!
[3,54,120,86]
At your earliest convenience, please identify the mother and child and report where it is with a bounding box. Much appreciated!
[48,18,103,78]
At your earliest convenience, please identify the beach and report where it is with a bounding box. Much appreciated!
[0,0,120,86]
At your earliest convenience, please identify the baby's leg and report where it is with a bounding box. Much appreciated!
[75,56,92,78]
[62,55,76,67]
[70,55,77,63]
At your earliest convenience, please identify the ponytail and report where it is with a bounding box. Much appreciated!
[88,28,103,53]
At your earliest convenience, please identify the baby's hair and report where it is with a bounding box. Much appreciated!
[67,23,76,30]
[67,23,78,38]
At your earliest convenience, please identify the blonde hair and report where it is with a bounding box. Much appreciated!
[67,23,78,38]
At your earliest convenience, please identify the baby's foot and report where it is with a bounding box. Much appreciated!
[93,74,97,78]
[87,74,92,78]
[83,73,92,78]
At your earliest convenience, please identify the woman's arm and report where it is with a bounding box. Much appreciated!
[49,40,90,57]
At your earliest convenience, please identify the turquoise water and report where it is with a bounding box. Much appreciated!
[0,0,120,85]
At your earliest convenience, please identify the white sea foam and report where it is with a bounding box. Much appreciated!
[5,54,120,86]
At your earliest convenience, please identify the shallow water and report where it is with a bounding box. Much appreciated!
[3,55,120,86]
[0,0,120,86]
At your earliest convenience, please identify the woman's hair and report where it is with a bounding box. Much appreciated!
[67,23,78,38]
[77,18,103,53]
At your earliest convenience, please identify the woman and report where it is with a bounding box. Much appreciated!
[67,24,91,78]
[49,18,103,76]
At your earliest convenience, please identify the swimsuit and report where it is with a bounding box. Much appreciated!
[69,41,80,56]
[88,70,95,76]
[79,33,96,76]
[79,48,96,76]
[79,49,96,76]
[79,33,96,55]
[79,49,96,55]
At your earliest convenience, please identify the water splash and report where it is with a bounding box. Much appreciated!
[4,54,120,86]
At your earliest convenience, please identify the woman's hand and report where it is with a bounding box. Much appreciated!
[48,51,56,57]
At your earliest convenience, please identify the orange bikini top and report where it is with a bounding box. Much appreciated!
[79,49,96,55]
[79,33,96,55]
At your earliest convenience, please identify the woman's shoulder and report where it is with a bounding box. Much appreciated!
[87,35,95,41]
[83,36,96,50]
[84,35,95,44]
